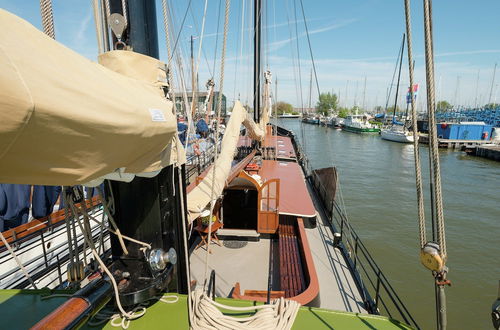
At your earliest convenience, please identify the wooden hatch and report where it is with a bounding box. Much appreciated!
[257,178,280,234]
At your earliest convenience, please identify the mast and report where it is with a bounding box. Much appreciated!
[392,33,406,123]
[488,63,497,105]
[191,35,196,118]
[253,0,262,122]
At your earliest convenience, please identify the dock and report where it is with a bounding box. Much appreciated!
[465,144,500,161]
[418,134,496,150]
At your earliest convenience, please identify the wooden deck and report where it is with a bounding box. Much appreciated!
[305,181,367,313]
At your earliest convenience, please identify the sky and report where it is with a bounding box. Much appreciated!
[1,0,499,111]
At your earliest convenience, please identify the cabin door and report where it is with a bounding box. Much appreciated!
[257,179,280,233]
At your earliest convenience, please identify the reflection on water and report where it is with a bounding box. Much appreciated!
[278,119,500,330]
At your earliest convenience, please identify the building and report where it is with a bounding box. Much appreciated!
[173,91,227,117]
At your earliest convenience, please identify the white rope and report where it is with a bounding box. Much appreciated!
[190,288,300,330]
[203,0,231,284]
[0,231,38,289]
[404,0,427,249]
[92,0,104,54]
[39,0,55,39]
[65,195,141,321]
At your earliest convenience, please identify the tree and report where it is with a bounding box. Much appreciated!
[337,107,350,118]
[316,92,338,116]
[273,101,293,115]
[436,100,453,112]
[484,103,499,109]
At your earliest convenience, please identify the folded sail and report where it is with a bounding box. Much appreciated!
[0,10,180,186]
[187,101,264,221]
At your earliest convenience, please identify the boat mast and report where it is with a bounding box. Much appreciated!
[392,33,406,123]
[253,0,262,123]
[488,62,497,105]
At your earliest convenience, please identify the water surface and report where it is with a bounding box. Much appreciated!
[279,119,499,330]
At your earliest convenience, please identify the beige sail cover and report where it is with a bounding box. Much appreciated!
[187,101,264,221]
[0,10,179,185]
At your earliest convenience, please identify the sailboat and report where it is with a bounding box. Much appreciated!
[381,34,416,143]
[0,1,422,329]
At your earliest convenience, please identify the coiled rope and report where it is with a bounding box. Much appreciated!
[190,288,300,330]
[404,0,427,249]
[39,0,55,39]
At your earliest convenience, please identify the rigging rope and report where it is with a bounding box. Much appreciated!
[160,0,175,100]
[203,0,231,284]
[92,0,104,54]
[422,0,447,260]
[298,0,320,99]
[0,231,38,289]
[404,0,427,249]
[39,0,56,39]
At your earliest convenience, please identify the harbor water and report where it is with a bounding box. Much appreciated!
[278,119,499,330]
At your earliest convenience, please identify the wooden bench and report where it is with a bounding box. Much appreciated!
[231,217,319,305]
[278,217,306,298]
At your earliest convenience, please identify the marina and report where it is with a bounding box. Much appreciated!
[277,119,500,330]
[0,0,498,329]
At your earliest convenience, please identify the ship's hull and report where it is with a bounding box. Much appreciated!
[380,129,415,143]
[342,125,380,133]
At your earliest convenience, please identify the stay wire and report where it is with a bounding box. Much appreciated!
[298,0,321,99]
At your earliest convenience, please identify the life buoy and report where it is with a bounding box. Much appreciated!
[440,123,448,129]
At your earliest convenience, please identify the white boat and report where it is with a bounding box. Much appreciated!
[380,125,415,143]
[278,113,300,118]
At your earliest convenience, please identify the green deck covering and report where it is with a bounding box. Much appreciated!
[0,290,412,329]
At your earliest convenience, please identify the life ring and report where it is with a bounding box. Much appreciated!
[440,123,448,129]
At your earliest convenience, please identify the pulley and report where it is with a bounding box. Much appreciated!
[148,247,177,272]
[419,242,444,272]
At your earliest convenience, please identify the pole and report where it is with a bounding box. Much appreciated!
[392,33,406,122]
[253,0,262,123]
[362,76,367,111]
[191,35,196,118]
[488,63,497,105]
[474,69,480,109]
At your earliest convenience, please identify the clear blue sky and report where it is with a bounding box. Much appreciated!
[1,0,499,110]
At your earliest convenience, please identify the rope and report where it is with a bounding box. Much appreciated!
[160,0,176,101]
[404,0,427,249]
[191,288,300,330]
[120,0,128,27]
[65,195,143,321]
[422,0,447,260]
[203,0,231,285]
[104,0,111,22]
[0,231,38,289]
[298,0,320,99]
[39,0,56,39]
[88,295,179,329]
[92,0,104,54]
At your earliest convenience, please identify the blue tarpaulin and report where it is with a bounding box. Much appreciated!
[196,119,209,133]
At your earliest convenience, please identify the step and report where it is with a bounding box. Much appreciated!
[216,229,260,239]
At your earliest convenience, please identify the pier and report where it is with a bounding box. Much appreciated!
[465,144,500,161]
[418,134,497,150]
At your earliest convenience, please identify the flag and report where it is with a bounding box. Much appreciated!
[406,84,419,104]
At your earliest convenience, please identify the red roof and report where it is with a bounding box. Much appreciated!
[258,160,316,218]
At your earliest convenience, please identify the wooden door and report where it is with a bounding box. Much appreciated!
[257,179,280,233]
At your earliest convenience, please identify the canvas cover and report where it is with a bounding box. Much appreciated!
[0,10,180,186]
[187,101,264,222]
